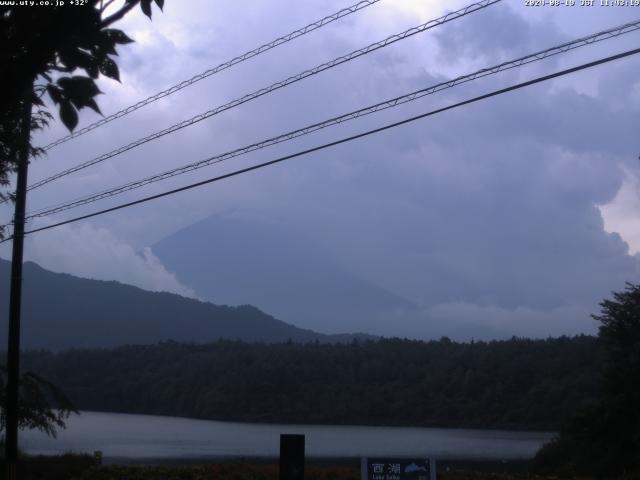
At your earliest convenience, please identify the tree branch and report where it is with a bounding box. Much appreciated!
[101,1,138,27]
[100,0,116,14]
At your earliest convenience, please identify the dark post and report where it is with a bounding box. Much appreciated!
[279,434,305,480]
[5,95,32,480]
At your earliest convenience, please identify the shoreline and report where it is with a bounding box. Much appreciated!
[101,456,534,473]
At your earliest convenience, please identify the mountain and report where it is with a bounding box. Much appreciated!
[151,212,417,334]
[0,259,365,350]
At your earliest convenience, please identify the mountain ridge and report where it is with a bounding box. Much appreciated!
[0,258,374,350]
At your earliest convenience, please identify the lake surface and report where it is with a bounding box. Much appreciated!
[20,411,554,461]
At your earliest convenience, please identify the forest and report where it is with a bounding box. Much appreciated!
[19,335,600,431]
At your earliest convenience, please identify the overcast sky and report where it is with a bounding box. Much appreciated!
[2,0,640,338]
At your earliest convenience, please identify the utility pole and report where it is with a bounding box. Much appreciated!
[5,94,33,480]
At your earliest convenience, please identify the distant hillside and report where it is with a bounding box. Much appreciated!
[0,259,368,350]
[151,212,418,334]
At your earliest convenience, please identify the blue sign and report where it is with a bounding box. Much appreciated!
[361,458,435,480]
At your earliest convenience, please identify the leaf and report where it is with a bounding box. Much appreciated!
[59,101,78,132]
[57,47,97,75]
[85,98,102,115]
[57,76,104,114]
[99,57,120,81]
[46,85,63,104]
[31,93,45,107]
[86,62,100,79]
[58,76,102,100]
[103,28,134,45]
[154,0,164,10]
[140,0,152,19]
[95,37,118,56]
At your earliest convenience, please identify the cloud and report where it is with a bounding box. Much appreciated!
[434,3,565,67]
[600,167,640,255]
[421,302,596,340]
[19,220,196,298]
[2,0,639,340]
[346,302,596,340]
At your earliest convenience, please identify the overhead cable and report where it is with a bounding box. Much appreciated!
[41,0,384,151]
[26,0,502,193]
[6,46,638,242]
[25,18,640,220]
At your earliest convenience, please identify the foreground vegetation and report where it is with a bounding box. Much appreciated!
[70,464,589,480]
[0,455,594,480]
[19,335,599,431]
[532,284,640,478]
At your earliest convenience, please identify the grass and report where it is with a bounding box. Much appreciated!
[0,455,595,479]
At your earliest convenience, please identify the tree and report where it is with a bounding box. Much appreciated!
[0,0,165,234]
[0,367,77,438]
[534,283,640,478]
[0,0,167,470]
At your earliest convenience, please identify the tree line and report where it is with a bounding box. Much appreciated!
[533,284,640,478]
[17,335,600,431]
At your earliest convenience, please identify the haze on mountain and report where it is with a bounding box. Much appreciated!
[149,210,606,340]
[0,258,367,350]
[151,211,423,336]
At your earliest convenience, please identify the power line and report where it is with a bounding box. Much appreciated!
[25,0,502,193]
[24,18,640,220]
[6,46,638,243]
[41,0,384,151]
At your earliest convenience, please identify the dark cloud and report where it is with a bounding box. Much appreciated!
[434,3,566,65]
[3,1,639,339]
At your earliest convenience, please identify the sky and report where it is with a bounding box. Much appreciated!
[2,0,640,339]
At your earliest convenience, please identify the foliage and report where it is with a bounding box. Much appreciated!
[71,463,360,480]
[0,453,98,480]
[10,460,590,480]
[20,336,600,431]
[0,0,164,233]
[533,284,640,478]
[0,0,167,443]
[0,366,77,438]
[0,454,598,480]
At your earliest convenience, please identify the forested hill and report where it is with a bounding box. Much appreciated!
[0,259,367,349]
[20,336,600,431]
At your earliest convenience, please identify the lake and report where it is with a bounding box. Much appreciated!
[19,411,554,462]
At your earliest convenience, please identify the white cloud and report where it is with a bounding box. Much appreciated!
[19,220,196,298]
[599,167,640,255]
